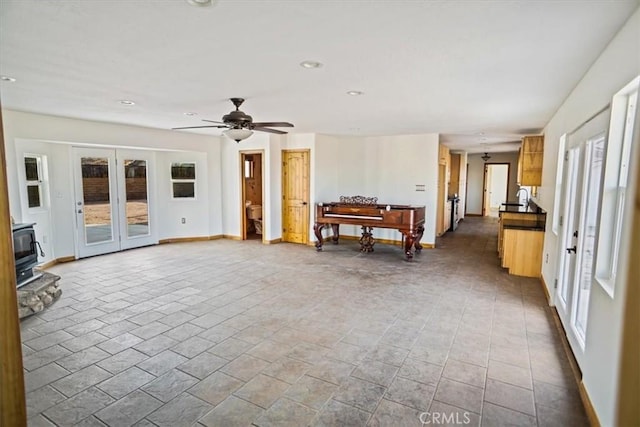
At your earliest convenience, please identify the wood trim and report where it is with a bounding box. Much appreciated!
[39,256,76,269]
[209,235,223,240]
[222,235,243,241]
[0,103,27,425]
[547,299,600,426]
[158,236,209,244]
[579,380,601,427]
[540,275,552,305]
[616,102,640,426]
[465,213,483,217]
[264,238,281,244]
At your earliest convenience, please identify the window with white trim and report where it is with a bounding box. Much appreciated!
[595,76,639,297]
[24,155,44,209]
[171,162,196,199]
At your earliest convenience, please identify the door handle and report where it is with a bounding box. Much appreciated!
[77,209,83,214]
[302,202,308,205]
[566,246,576,254]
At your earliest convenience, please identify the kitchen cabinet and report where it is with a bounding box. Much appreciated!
[498,204,546,277]
[439,144,450,166]
[501,229,544,277]
[517,136,544,186]
[449,153,460,196]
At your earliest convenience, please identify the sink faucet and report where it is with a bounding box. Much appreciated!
[516,187,529,205]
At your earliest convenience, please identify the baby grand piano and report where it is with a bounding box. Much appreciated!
[313,197,425,260]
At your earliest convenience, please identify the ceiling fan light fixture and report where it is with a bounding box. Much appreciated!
[300,60,323,69]
[186,0,215,7]
[224,128,253,143]
[481,152,491,161]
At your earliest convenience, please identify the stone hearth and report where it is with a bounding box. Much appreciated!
[17,271,61,318]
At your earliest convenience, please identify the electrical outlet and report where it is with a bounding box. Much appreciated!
[545,253,549,263]
[181,218,186,224]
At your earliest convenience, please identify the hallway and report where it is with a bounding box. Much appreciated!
[20,217,587,426]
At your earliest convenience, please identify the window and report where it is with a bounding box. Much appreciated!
[171,162,196,198]
[595,76,639,297]
[24,155,43,208]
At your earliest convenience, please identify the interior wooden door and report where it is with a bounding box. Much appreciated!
[282,150,310,244]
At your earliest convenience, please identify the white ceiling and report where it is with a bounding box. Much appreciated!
[0,0,637,153]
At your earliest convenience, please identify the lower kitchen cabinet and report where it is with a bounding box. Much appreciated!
[501,228,544,277]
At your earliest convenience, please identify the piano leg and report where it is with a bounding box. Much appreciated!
[331,224,340,244]
[414,225,425,252]
[313,223,325,251]
[360,226,375,252]
[402,230,418,260]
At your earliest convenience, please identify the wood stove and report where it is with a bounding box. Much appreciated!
[12,223,43,287]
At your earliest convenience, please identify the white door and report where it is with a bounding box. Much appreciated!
[554,111,608,365]
[483,164,509,217]
[116,150,156,250]
[73,147,156,258]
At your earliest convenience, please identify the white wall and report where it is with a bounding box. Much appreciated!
[314,133,440,245]
[466,152,519,215]
[538,8,640,426]
[3,110,223,260]
[156,151,210,240]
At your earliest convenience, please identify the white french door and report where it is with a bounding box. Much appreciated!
[555,110,608,366]
[73,147,156,258]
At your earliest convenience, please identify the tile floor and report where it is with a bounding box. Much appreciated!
[21,217,588,426]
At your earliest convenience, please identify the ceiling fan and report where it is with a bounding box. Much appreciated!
[172,98,294,142]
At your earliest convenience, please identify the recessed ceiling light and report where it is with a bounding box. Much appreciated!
[119,100,135,106]
[347,91,363,96]
[184,112,197,116]
[186,0,215,7]
[1,76,16,82]
[300,60,323,69]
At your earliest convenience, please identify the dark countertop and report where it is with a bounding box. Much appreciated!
[501,218,546,231]
[499,201,546,215]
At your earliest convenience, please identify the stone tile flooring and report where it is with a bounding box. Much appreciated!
[21,217,589,426]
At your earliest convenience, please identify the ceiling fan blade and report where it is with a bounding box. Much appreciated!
[202,119,228,125]
[254,127,288,135]
[252,122,294,128]
[172,125,228,130]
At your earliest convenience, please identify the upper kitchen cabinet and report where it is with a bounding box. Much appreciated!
[517,136,544,186]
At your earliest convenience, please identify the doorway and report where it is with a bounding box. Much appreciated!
[72,147,156,258]
[482,163,509,217]
[555,110,609,364]
[281,150,310,244]
[240,151,264,241]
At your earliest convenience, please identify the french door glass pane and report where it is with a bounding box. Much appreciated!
[81,157,113,244]
[574,137,605,339]
[124,160,149,237]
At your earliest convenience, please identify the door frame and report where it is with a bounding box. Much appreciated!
[281,149,310,244]
[72,146,121,258]
[72,146,158,258]
[239,150,265,242]
[482,162,510,216]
